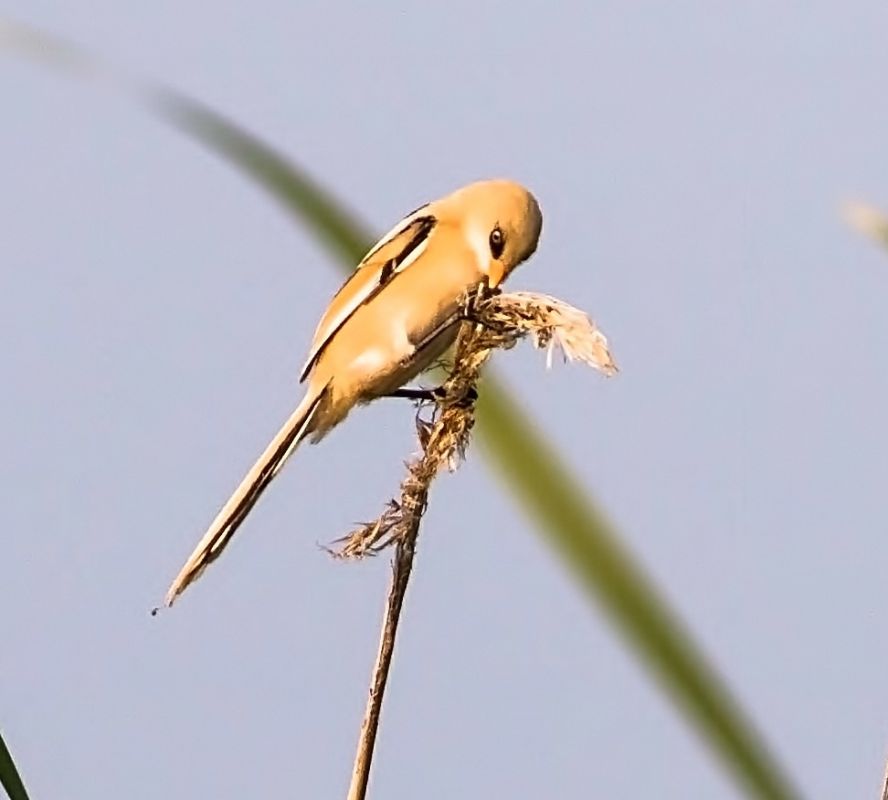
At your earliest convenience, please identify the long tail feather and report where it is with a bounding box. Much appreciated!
[164,387,328,607]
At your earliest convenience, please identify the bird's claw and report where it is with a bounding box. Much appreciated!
[386,385,478,406]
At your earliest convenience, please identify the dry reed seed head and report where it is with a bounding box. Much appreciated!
[474,291,618,376]
[843,200,888,244]
[414,415,434,450]
[333,289,617,559]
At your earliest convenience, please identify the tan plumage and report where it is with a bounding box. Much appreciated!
[164,179,543,606]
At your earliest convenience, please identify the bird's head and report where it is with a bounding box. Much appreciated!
[439,178,543,288]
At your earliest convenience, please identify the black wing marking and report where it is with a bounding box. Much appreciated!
[299,214,437,381]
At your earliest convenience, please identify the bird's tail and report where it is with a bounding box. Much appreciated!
[163,385,329,607]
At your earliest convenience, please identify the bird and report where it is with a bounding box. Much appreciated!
[163,178,543,606]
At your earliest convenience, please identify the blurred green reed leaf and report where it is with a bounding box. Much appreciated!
[0,732,30,800]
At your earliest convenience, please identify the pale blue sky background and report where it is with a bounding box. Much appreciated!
[3,2,888,798]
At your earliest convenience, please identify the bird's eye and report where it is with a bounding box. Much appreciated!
[489,226,505,259]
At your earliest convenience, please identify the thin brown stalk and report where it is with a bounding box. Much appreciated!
[342,289,616,800]
[345,538,417,800]
[880,753,888,800]
[344,318,488,800]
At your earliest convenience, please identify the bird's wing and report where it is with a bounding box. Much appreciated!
[299,209,437,381]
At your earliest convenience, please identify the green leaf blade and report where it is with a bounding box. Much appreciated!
[152,92,374,266]
[0,732,30,800]
[476,380,801,800]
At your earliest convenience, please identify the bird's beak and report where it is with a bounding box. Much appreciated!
[487,260,506,288]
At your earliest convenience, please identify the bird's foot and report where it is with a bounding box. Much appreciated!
[386,385,478,406]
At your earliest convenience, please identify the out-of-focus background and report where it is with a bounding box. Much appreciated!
[3,2,888,798]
